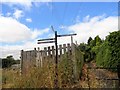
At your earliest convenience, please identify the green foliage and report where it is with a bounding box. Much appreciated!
[2,55,19,68]
[75,46,84,79]
[94,35,102,46]
[78,43,89,62]
[107,31,120,64]
[96,31,120,69]
[87,37,93,45]
[96,41,110,67]
[78,35,103,63]
[59,53,74,85]
[78,43,86,52]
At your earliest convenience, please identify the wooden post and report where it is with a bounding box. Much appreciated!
[52,46,55,60]
[54,31,58,88]
[67,43,71,56]
[37,26,76,88]
[21,50,24,74]
[48,46,51,57]
[44,47,47,59]
[59,45,62,60]
[36,47,40,67]
[63,44,66,54]
[40,50,43,67]
[34,48,37,67]
[28,51,31,65]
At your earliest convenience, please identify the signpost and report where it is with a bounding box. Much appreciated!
[37,26,76,88]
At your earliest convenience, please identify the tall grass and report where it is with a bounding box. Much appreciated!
[2,48,84,88]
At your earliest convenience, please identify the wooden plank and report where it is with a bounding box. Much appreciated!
[67,43,71,55]
[52,46,55,59]
[48,46,51,57]
[44,47,47,58]
[38,38,55,41]
[38,41,55,44]
[59,45,62,55]
[21,50,24,74]
[63,44,66,54]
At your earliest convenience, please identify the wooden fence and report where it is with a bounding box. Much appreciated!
[21,43,73,73]
[21,43,85,82]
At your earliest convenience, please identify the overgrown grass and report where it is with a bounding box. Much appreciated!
[2,59,81,88]
[2,48,84,88]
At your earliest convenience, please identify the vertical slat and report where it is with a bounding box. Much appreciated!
[25,51,27,73]
[30,51,31,62]
[59,45,62,56]
[44,47,47,59]
[67,43,71,55]
[63,44,66,54]
[36,47,40,67]
[48,46,51,57]
[34,48,37,67]
[52,46,55,59]
[40,50,43,67]
[21,50,24,74]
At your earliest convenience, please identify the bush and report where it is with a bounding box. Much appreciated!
[96,31,120,69]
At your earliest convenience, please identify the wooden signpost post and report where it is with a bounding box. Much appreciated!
[37,26,76,88]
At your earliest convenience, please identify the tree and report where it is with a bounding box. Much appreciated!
[87,37,93,45]
[2,55,17,68]
[78,43,93,62]
[94,35,102,46]
[107,31,120,67]
[96,30,120,69]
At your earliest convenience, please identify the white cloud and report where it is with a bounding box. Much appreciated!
[0,16,50,59]
[67,15,118,43]
[83,15,90,22]
[59,25,67,29]
[0,16,31,42]
[6,12,11,17]
[1,0,54,11]
[0,38,53,59]
[0,16,49,43]
[31,28,49,39]
[2,0,33,10]
[26,18,32,22]
[0,15,118,59]
[75,15,80,23]
[13,9,23,19]
[1,0,118,2]
[0,36,71,59]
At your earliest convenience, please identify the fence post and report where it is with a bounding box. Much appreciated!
[67,43,71,56]
[21,50,24,74]
[52,46,55,61]
[34,48,37,67]
[36,47,40,67]
[63,44,66,54]
[44,47,47,60]
[59,45,62,60]
[48,46,51,57]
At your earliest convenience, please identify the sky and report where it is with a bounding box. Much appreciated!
[0,1,118,59]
